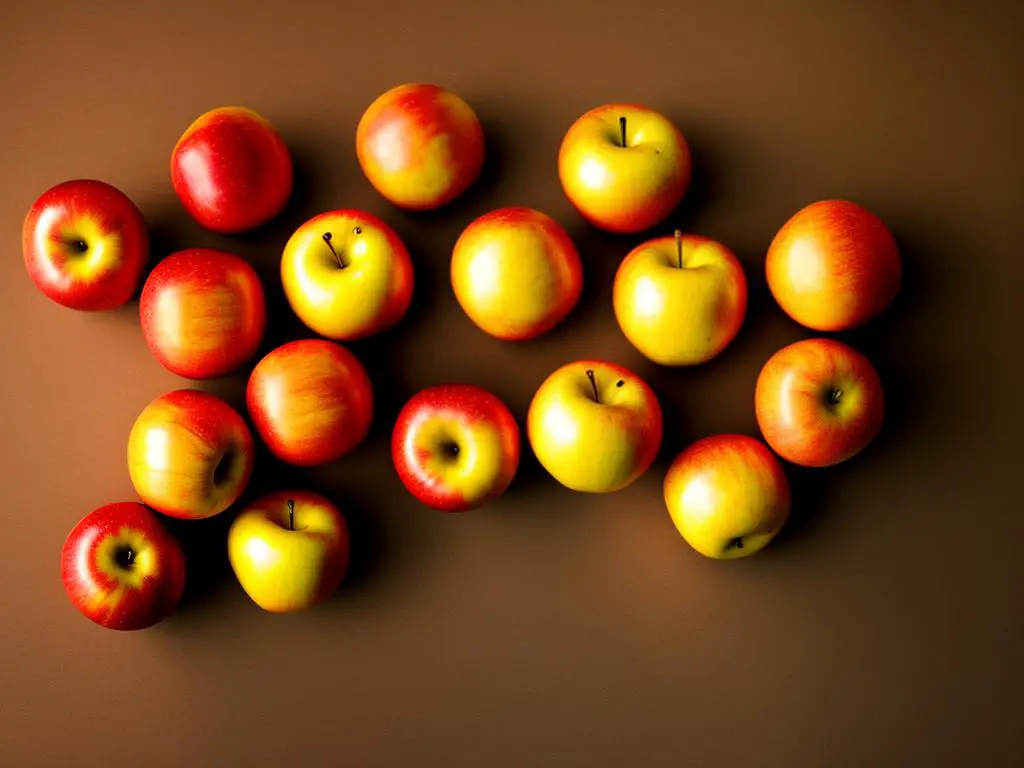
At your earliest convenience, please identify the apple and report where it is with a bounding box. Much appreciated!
[140,248,266,379]
[228,490,349,613]
[755,338,885,467]
[170,106,293,234]
[22,179,148,311]
[527,360,662,493]
[613,230,748,366]
[392,384,520,512]
[766,199,901,331]
[61,502,186,630]
[356,83,484,210]
[664,435,790,559]
[281,209,414,341]
[127,389,254,519]
[558,103,690,234]
[246,339,373,466]
[451,207,582,341]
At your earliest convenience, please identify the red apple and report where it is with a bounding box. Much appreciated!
[247,340,374,467]
[755,338,884,467]
[140,248,266,379]
[22,179,148,310]
[61,502,186,630]
[766,199,901,331]
[392,384,520,512]
[171,106,293,234]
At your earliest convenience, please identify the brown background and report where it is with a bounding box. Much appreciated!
[1,1,1021,766]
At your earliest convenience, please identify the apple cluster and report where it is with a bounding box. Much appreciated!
[24,83,900,631]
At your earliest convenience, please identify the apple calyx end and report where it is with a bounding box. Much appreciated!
[114,545,137,569]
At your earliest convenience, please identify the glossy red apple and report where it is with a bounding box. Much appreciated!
[393,384,520,512]
[755,338,884,467]
[22,179,148,310]
[247,340,374,466]
[61,502,186,630]
[171,106,293,234]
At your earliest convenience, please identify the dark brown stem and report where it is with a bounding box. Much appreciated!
[586,369,600,403]
[287,499,295,531]
[675,230,683,269]
[322,232,345,269]
[619,116,627,148]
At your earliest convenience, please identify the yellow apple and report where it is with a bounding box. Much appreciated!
[227,490,349,612]
[664,434,790,559]
[558,103,690,234]
[527,360,662,493]
[613,231,748,366]
[281,209,414,341]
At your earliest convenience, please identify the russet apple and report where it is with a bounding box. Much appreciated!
[664,435,790,559]
[61,502,186,630]
[451,207,582,341]
[559,103,690,234]
[614,230,747,366]
[356,83,484,210]
[140,248,266,379]
[528,360,662,493]
[392,384,520,512]
[281,209,413,341]
[171,106,293,234]
[766,199,901,331]
[755,338,884,467]
[127,389,254,519]
[228,491,350,613]
[22,179,148,311]
[246,339,374,467]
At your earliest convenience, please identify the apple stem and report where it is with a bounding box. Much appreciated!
[287,499,295,531]
[586,369,600,404]
[619,116,627,148]
[322,232,346,269]
[675,230,683,269]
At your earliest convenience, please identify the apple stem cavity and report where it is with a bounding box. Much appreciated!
[322,232,346,269]
[674,230,684,269]
[619,116,627,148]
[586,368,600,404]
[287,499,295,531]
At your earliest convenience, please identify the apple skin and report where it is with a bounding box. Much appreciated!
[127,389,254,519]
[613,232,748,366]
[228,490,350,613]
[527,360,662,493]
[766,199,901,331]
[755,338,884,468]
[356,83,484,211]
[392,384,520,512]
[664,435,790,560]
[281,209,414,341]
[140,248,266,379]
[22,179,149,311]
[61,502,186,630]
[246,340,374,467]
[170,106,293,234]
[451,207,582,341]
[558,103,690,234]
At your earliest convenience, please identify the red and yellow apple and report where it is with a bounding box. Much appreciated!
[664,435,790,559]
[140,248,266,379]
[171,106,293,234]
[392,384,520,512]
[228,490,350,613]
[755,338,884,467]
[766,199,901,331]
[61,501,186,630]
[281,209,413,341]
[246,339,374,466]
[558,103,690,234]
[356,83,484,210]
[127,389,254,519]
[613,231,748,366]
[22,179,148,311]
[527,360,662,493]
[451,207,582,341]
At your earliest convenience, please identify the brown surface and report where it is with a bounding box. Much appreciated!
[1,1,1021,766]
